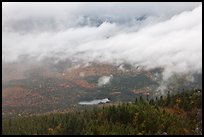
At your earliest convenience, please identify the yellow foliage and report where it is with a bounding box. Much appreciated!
[97,112,103,117]
[175,98,181,105]
[133,112,139,127]
[48,128,54,135]
[138,132,143,135]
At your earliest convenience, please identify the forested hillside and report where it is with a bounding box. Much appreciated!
[2,89,202,135]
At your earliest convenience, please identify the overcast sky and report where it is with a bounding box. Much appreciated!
[2,2,202,80]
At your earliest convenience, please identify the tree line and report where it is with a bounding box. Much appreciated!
[2,89,202,135]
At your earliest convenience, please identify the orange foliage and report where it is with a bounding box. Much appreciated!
[75,80,96,89]
[166,107,187,117]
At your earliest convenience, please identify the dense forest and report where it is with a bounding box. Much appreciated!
[2,89,202,135]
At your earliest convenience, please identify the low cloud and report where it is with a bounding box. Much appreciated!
[2,2,202,83]
[98,75,113,87]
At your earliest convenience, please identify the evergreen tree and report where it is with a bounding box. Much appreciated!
[135,98,138,103]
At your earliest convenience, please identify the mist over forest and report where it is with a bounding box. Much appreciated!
[2,2,202,135]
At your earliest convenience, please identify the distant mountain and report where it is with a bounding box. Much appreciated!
[3,15,148,33]
[2,60,202,118]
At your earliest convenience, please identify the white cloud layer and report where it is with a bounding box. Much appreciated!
[98,75,113,87]
[2,2,202,81]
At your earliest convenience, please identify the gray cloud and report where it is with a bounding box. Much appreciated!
[2,2,200,32]
[2,2,202,82]
[2,2,200,20]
